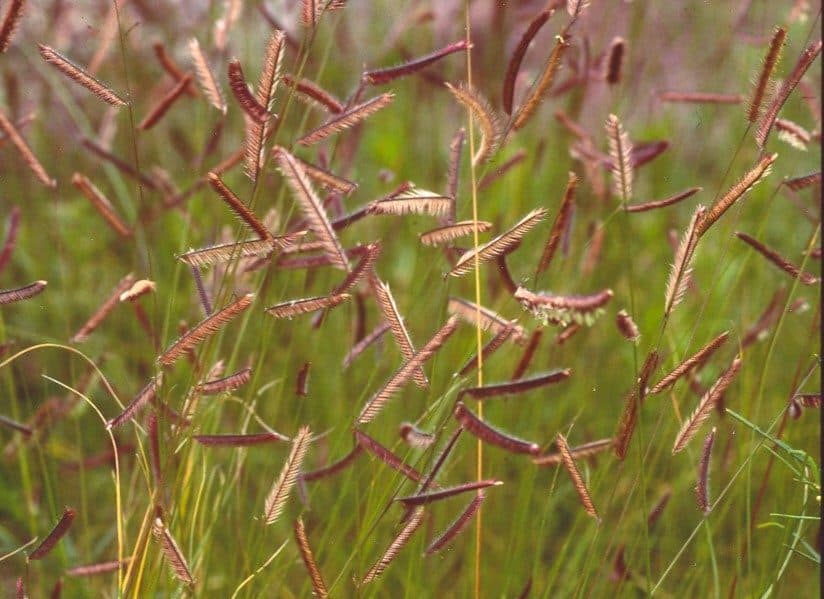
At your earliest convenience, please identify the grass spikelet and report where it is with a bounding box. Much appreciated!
[256,29,285,111]
[273,146,349,270]
[80,137,158,190]
[502,8,554,115]
[649,331,730,394]
[207,172,271,240]
[512,34,569,131]
[774,118,811,150]
[178,238,278,268]
[735,231,818,284]
[370,186,452,217]
[696,427,716,514]
[71,173,132,237]
[626,187,701,213]
[420,221,493,246]
[0,413,32,437]
[138,75,192,130]
[399,422,435,448]
[188,38,226,113]
[106,374,161,429]
[0,206,21,274]
[696,154,776,237]
[66,559,130,577]
[658,91,744,104]
[343,322,391,368]
[293,155,357,195]
[664,205,705,317]
[556,433,600,521]
[71,273,135,342]
[228,59,270,123]
[294,518,328,598]
[360,507,425,585]
[296,361,311,396]
[459,369,571,401]
[648,487,672,528]
[152,517,195,585]
[264,425,312,524]
[514,286,613,326]
[152,42,197,96]
[364,40,471,85]
[447,296,526,342]
[605,37,625,84]
[0,280,47,305]
[756,40,821,147]
[449,208,548,277]
[0,109,55,187]
[302,445,363,482]
[511,329,543,379]
[605,114,633,201]
[158,293,254,366]
[532,438,612,466]
[784,171,820,191]
[265,293,350,319]
[194,432,290,447]
[28,507,76,560]
[371,276,428,387]
[445,82,501,166]
[615,310,640,342]
[672,357,742,453]
[38,44,127,106]
[425,492,485,555]
[445,127,465,216]
[477,150,527,191]
[613,351,659,460]
[396,480,501,506]
[748,27,787,123]
[281,74,344,113]
[459,326,515,377]
[354,429,424,483]
[453,401,541,455]
[357,315,459,424]
[297,93,394,146]
[195,366,252,395]
[537,172,577,275]
[0,0,25,53]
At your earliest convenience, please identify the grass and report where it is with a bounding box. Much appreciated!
[0,1,820,597]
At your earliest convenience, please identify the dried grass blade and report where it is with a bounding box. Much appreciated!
[0,280,47,305]
[557,433,599,521]
[502,8,554,114]
[459,369,571,401]
[294,518,328,598]
[354,429,424,483]
[365,40,470,85]
[71,173,131,237]
[696,427,716,513]
[264,426,312,524]
[756,40,821,147]
[158,293,254,366]
[425,492,485,555]
[673,357,742,453]
[39,44,126,106]
[696,154,776,237]
[0,0,25,53]
[537,171,577,274]
[748,27,787,123]
[265,293,350,319]
[454,401,540,455]
[273,146,349,270]
[449,208,548,277]
[0,110,55,187]
[194,432,289,447]
[445,82,501,166]
[297,93,394,146]
[606,114,633,201]
[357,315,459,424]
[106,374,161,429]
[512,34,569,130]
[649,331,729,395]
[152,517,195,585]
[28,507,76,560]
[420,221,493,246]
[228,59,270,123]
[664,205,705,316]
[361,508,425,586]
[188,38,226,113]
[735,231,819,284]
[532,438,612,466]
[370,277,428,387]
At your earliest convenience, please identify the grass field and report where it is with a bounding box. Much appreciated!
[0,1,820,597]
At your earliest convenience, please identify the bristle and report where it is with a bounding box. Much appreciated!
[425,492,485,555]
[420,220,493,246]
[696,427,716,513]
[649,331,730,395]
[605,114,633,201]
[664,205,705,317]
[748,27,787,123]
[297,93,394,146]
[294,518,329,598]
[354,429,424,483]
[106,374,162,429]
[264,426,312,524]
[188,38,226,113]
[152,517,195,585]
[39,44,127,106]
[0,0,26,53]
[512,33,569,130]
[265,293,350,319]
[556,433,599,521]
[360,507,425,585]
[446,82,501,165]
